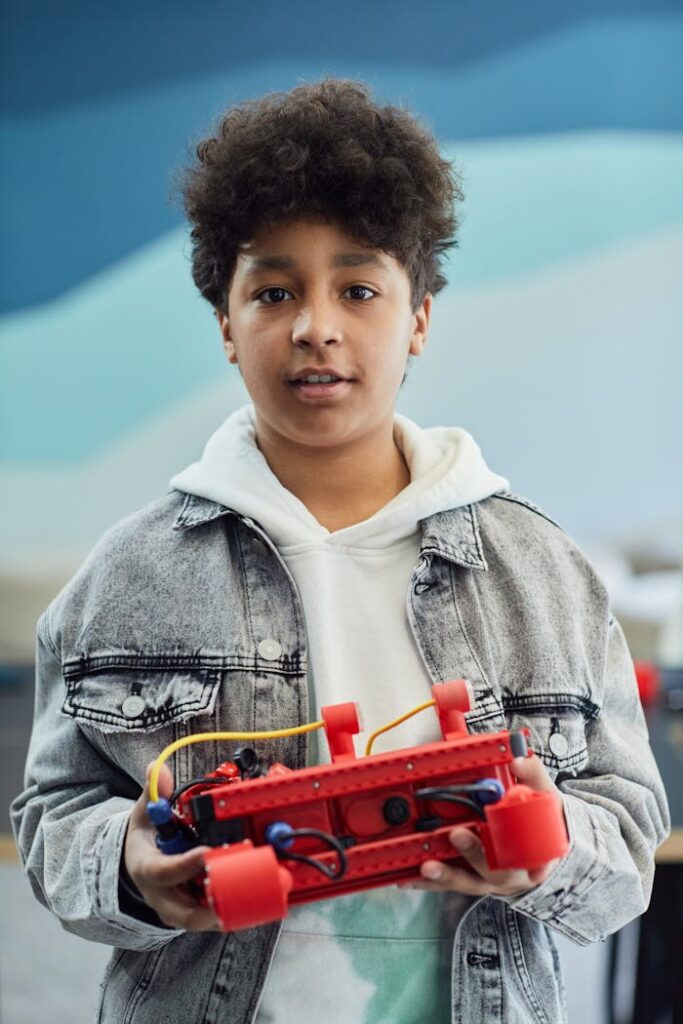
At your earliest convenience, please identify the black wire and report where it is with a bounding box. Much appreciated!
[455,781,501,801]
[170,776,227,807]
[414,787,486,820]
[420,781,499,797]
[273,827,348,880]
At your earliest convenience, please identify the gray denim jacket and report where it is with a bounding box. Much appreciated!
[11,490,669,1024]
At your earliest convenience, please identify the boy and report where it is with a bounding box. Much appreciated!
[12,79,669,1024]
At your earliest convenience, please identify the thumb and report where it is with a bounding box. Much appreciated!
[129,761,176,831]
[511,752,556,793]
[145,759,175,801]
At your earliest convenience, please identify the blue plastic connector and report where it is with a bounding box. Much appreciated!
[156,831,193,855]
[264,821,295,850]
[472,779,505,805]
[147,798,173,825]
[147,798,194,855]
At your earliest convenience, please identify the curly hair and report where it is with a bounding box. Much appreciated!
[180,78,463,313]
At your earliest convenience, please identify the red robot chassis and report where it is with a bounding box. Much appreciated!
[150,680,569,931]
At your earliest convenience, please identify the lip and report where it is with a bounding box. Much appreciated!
[287,367,351,383]
[288,378,353,402]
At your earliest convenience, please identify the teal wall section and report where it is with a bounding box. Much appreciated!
[1,2,681,576]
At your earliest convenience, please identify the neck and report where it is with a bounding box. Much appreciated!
[255,420,410,531]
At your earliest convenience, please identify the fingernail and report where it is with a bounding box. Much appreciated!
[422,862,442,880]
[451,832,472,851]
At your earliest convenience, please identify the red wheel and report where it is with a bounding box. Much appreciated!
[484,786,569,871]
[204,843,293,931]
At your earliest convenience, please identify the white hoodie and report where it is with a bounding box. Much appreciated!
[171,404,508,754]
[171,405,508,1023]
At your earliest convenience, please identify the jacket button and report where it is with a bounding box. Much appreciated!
[121,695,145,719]
[258,639,282,661]
[548,732,569,757]
[466,951,499,968]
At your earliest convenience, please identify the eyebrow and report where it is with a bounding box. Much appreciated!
[241,251,386,277]
[332,252,385,269]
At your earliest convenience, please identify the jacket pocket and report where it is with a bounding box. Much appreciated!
[60,666,223,784]
[464,684,507,734]
[61,666,222,733]
[502,695,593,782]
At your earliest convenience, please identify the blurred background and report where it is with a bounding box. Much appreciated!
[1,2,681,1022]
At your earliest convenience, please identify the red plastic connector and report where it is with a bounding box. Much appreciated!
[432,679,474,738]
[321,701,362,762]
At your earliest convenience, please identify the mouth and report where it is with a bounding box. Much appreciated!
[287,369,354,401]
[288,369,349,384]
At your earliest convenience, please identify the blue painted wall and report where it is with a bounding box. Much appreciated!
[1,1,682,600]
[3,3,682,312]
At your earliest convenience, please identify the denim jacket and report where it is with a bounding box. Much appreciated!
[11,489,669,1024]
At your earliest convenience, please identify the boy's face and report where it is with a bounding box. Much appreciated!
[217,218,430,458]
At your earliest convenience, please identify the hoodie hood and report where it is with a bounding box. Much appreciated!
[170,405,508,551]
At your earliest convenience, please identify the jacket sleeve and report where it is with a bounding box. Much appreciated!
[10,623,183,950]
[502,616,670,945]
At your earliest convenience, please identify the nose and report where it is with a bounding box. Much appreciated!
[291,298,342,350]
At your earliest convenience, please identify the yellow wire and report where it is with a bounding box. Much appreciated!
[149,698,439,802]
[148,721,324,803]
[364,699,436,756]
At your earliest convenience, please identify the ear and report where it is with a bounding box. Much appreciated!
[215,309,238,364]
[409,293,432,357]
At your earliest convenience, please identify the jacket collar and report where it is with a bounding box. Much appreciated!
[173,492,488,571]
[418,505,488,571]
[173,492,235,530]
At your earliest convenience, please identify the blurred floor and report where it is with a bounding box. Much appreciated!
[1,675,608,1024]
[0,863,110,1024]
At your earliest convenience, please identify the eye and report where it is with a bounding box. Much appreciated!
[343,285,376,301]
[256,287,293,304]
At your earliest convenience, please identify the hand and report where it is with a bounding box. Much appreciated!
[399,754,566,898]
[123,761,220,930]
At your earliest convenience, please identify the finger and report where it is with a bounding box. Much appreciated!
[448,827,554,893]
[416,860,495,896]
[511,753,556,794]
[417,857,538,897]
[150,884,202,910]
[178,906,222,932]
[448,828,490,876]
[151,892,220,932]
[128,762,178,834]
[137,845,210,888]
[159,890,220,931]
[528,859,559,886]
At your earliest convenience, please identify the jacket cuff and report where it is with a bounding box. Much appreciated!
[497,794,609,945]
[92,808,183,942]
[118,852,175,930]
